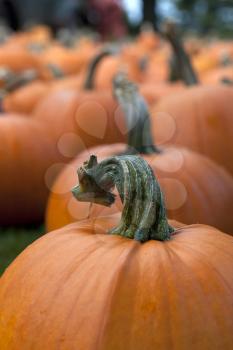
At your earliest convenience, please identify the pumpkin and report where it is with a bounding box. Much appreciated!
[1,155,233,350]
[143,43,170,84]
[6,25,51,48]
[46,143,233,234]
[202,66,233,84]
[152,84,233,176]
[136,24,160,51]
[139,81,185,105]
[37,40,97,77]
[0,99,125,225]
[161,21,199,85]
[0,116,64,225]
[32,88,126,149]
[46,76,233,234]
[93,46,145,89]
[0,72,128,225]
[1,49,114,115]
[136,21,197,105]
[193,49,220,75]
[0,45,40,73]
[2,80,52,114]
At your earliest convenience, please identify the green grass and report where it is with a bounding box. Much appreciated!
[0,226,44,276]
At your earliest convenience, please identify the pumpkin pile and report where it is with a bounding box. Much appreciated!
[0,23,233,350]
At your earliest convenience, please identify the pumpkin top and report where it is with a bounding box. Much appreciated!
[83,48,114,90]
[72,154,174,242]
[161,20,199,85]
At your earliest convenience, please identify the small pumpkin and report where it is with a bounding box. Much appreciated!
[1,155,233,350]
[202,66,233,84]
[0,45,40,73]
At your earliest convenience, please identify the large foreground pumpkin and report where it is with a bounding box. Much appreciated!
[0,155,233,350]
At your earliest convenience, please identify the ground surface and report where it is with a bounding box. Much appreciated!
[0,226,44,275]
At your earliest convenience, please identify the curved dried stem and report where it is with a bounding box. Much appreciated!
[72,155,173,242]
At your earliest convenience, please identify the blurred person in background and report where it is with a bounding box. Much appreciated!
[0,0,127,38]
[85,0,126,39]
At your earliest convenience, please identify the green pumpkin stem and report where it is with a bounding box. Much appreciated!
[2,69,37,94]
[221,77,233,85]
[83,49,114,90]
[162,21,199,86]
[113,72,160,155]
[72,155,174,242]
[46,63,64,79]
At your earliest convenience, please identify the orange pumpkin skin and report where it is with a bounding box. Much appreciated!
[139,82,185,105]
[0,119,52,225]
[94,51,144,90]
[46,143,233,234]
[201,66,233,84]
[2,81,50,114]
[33,89,126,145]
[6,25,52,47]
[0,215,233,350]
[192,49,220,75]
[0,46,40,73]
[37,40,98,77]
[0,116,66,225]
[0,93,126,225]
[2,79,178,116]
[152,85,233,175]
[2,72,86,115]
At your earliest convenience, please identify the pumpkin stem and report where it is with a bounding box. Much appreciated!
[83,49,114,90]
[161,21,199,86]
[72,155,174,242]
[138,55,149,72]
[221,77,233,85]
[113,72,160,155]
[1,69,37,94]
[0,67,14,85]
[46,63,64,79]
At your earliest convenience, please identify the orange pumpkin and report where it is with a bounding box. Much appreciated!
[152,85,233,176]
[1,155,233,350]
[0,46,40,73]
[0,91,126,226]
[37,41,97,77]
[0,73,128,225]
[93,47,145,89]
[2,80,51,114]
[161,21,199,86]
[2,49,113,115]
[6,25,51,48]
[202,66,233,84]
[32,88,126,146]
[0,116,63,225]
[46,77,233,234]
[46,143,233,234]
